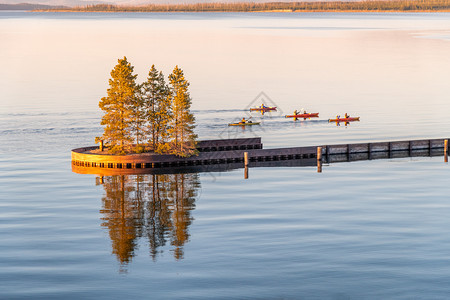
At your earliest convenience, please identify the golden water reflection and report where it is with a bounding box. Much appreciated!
[96,173,200,267]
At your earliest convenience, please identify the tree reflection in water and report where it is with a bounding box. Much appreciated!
[97,173,200,269]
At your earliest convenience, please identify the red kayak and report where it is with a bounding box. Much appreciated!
[285,113,319,119]
[250,106,277,112]
[328,117,360,122]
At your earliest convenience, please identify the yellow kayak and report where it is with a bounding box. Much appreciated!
[228,121,261,126]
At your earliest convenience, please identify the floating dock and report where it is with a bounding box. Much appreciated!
[72,137,449,175]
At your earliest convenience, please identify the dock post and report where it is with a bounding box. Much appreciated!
[99,140,103,152]
[445,139,448,163]
[317,146,322,173]
[244,152,249,179]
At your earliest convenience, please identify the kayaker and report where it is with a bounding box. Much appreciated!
[294,109,298,115]
[261,104,266,109]
[241,117,247,124]
[336,115,340,119]
[345,113,349,118]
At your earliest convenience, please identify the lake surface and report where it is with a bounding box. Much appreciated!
[1,11,450,299]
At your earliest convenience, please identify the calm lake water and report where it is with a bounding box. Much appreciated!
[1,11,450,299]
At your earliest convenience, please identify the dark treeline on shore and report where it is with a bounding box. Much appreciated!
[0,3,66,10]
[40,0,450,12]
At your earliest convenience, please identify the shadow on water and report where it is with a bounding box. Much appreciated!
[96,173,200,272]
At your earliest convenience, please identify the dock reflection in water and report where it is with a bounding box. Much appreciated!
[83,146,446,271]
[96,173,200,268]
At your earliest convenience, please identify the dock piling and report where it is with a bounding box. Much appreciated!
[445,139,448,163]
[317,146,322,173]
[244,152,249,167]
[317,147,322,161]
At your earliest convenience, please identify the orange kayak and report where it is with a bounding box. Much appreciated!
[328,117,360,122]
[285,113,319,119]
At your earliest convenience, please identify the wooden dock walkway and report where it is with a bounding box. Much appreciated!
[72,137,449,175]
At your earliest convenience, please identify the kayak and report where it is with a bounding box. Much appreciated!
[328,117,360,122]
[250,107,277,112]
[228,121,261,126]
[285,113,319,119]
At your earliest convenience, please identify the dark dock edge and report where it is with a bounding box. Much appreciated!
[72,137,449,174]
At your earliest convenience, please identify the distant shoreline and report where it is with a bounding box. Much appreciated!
[0,3,66,10]
[34,0,450,13]
[33,9,450,13]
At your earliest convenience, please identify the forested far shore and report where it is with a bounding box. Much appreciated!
[36,0,450,12]
[0,3,66,10]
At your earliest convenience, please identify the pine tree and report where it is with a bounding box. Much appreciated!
[130,86,146,153]
[141,65,171,153]
[167,66,197,157]
[99,57,138,154]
